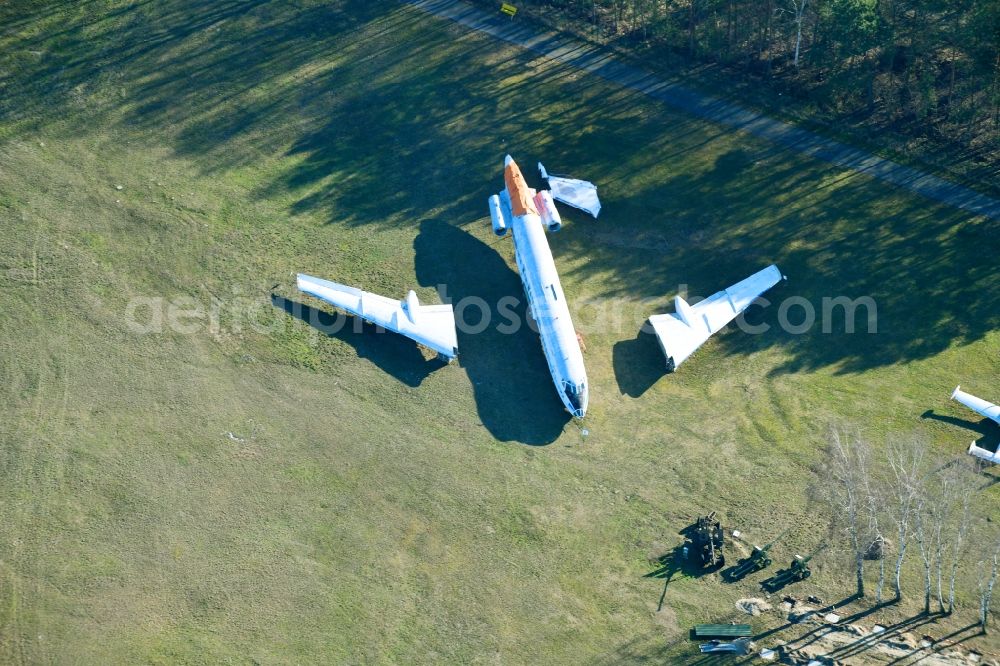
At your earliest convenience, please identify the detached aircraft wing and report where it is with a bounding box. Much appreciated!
[968,442,1000,464]
[950,387,1000,464]
[951,386,1000,424]
[648,264,783,372]
[296,274,458,360]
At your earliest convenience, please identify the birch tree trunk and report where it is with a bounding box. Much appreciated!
[887,437,925,601]
[791,0,807,68]
[980,542,1000,632]
[947,462,977,614]
[914,495,933,614]
[825,429,872,599]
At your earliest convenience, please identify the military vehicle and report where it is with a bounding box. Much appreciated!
[725,530,788,582]
[684,512,725,570]
[761,547,824,592]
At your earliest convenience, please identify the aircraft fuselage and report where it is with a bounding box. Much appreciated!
[503,156,588,419]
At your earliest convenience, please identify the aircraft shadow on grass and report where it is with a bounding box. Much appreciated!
[270,294,447,389]
[610,272,781,398]
[270,219,571,445]
[413,219,570,446]
[921,410,1000,453]
[612,328,665,398]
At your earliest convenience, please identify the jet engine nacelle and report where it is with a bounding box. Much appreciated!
[534,190,562,232]
[488,194,508,237]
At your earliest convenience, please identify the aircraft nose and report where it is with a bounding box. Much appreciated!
[504,154,514,167]
[576,388,589,419]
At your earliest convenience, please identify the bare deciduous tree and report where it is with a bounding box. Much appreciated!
[943,460,978,614]
[886,436,925,601]
[824,428,873,599]
[917,458,980,614]
[788,0,808,67]
[978,535,1000,632]
[932,465,958,613]
[913,475,936,613]
[864,464,887,603]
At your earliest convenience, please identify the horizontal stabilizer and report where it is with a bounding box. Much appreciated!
[951,386,1000,424]
[538,162,601,218]
[648,264,783,372]
[296,274,458,360]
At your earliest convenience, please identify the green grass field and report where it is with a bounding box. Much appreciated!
[1,1,998,663]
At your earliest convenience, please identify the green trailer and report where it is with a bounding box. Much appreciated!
[692,624,752,639]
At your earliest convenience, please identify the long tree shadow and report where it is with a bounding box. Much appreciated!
[775,595,896,654]
[4,0,997,377]
[413,219,570,445]
[562,140,999,376]
[886,621,981,665]
[270,294,445,388]
[823,611,942,662]
[790,612,980,665]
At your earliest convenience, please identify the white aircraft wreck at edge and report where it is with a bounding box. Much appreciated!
[649,264,784,372]
[488,155,588,419]
[950,386,1000,463]
[296,274,459,361]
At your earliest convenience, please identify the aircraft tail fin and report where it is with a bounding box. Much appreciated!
[674,296,695,327]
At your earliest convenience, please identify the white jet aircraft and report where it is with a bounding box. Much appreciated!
[488,156,588,418]
[648,264,784,372]
[950,386,1000,463]
[296,274,458,361]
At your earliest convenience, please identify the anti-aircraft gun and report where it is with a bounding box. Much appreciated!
[725,529,788,582]
[761,544,826,593]
[684,512,725,570]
